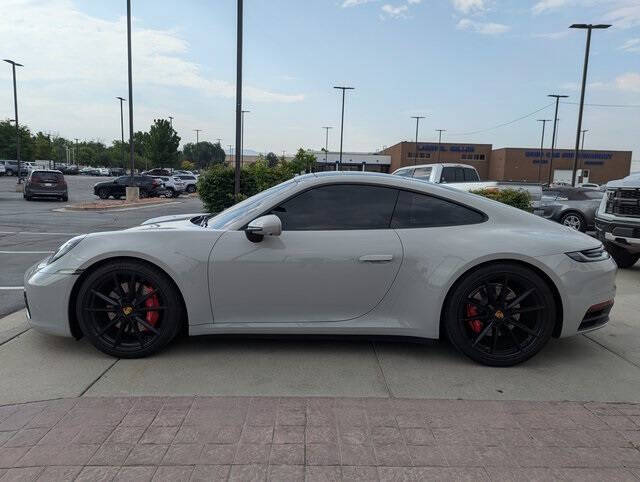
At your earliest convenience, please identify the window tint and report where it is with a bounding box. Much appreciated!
[32,172,62,183]
[391,190,485,228]
[395,169,413,177]
[274,184,399,230]
[413,167,432,180]
[440,167,456,183]
[463,168,479,181]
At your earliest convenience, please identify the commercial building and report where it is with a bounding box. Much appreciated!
[381,141,632,184]
[310,151,391,173]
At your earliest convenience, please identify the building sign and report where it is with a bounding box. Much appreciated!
[525,150,613,161]
[417,144,475,153]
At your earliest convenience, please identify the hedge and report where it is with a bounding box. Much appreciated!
[469,188,532,211]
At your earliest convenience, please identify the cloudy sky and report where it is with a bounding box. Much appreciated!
[1,0,639,158]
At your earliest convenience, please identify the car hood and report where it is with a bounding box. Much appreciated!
[606,175,640,189]
[141,213,208,225]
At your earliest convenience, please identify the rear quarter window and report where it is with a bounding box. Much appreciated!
[391,190,485,228]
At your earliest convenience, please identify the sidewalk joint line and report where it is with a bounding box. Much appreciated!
[78,357,120,397]
[372,341,394,398]
[583,333,640,370]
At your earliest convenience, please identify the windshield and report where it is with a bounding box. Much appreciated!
[206,178,298,230]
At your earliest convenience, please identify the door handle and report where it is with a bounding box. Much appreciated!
[359,254,393,263]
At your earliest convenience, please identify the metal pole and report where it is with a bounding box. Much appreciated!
[537,119,550,183]
[117,97,126,168]
[4,60,23,183]
[234,0,243,198]
[322,126,332,163]
[569,23,610,186]
[547,94,568,185]
[194,129,201,166]
[581,129,588,150]
[168,116,173,128]
[126,0,135,179]
[410,116,424,166]
[436,129,446,163]
[241,110,249,167]
[333,86,354,169]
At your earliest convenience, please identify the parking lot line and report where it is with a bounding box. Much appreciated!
[0,287,24,290]
[18,231,83,236]
[0,250,54,254]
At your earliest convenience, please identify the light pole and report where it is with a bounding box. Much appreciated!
[436,129,446,163]
[126,0,135,180]
[579,128,588,176]
[74,138,79,164]
[411,116,425,165]
[241,110,250,166]
[570,23,611,187]
[3,59,23,183]
[168,116,173,128]
[116,97,126,168]
[537,119,551,183]
[234,0,243,198]
[322,126,332,164]
[194,129,201,166]
[333,86,354,169]
[547,94,568,185]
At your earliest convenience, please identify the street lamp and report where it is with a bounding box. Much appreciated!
[547,94,569,185]
[537,119,551,183]
[116,97,126,168]
[436,129,446,163]
[3,59,23,184]
[580,128,589,176]
[333,86,354,169]
[194,129,202,166]
[322,126,332,164]
[168,116,173,128]
[410,116,425,166]
[234,0,244,198]
[241,110,250,167]
[126,0,135,181]
[569,23,611,187]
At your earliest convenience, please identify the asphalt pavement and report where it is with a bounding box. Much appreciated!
[0,175,204,318]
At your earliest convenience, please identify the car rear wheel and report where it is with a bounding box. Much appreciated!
[76,260,183,358]
[560,212,585,232]
[444,263,556,367]
[61,194,68,202]
[186,185,196,193]
[98,188,109,200]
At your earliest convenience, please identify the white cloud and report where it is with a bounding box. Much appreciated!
[0,0,303,104]
[532,0,570,15]
[533,31,570,40]
[456,18,510,35]
[620,38,640,52]
[604,4,640,28]
[341,0,377,7]
[615,72,640,92]
[407,0,423,4]
[381,4,409,18]
[451,0,485,14]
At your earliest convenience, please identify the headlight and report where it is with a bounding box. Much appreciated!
[47,235,86,265]
[566,245,610,263]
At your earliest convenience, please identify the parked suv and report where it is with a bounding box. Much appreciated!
[155,176,186,197]
[93,175,162,199]
[142,168,172,177]
[175,174,197,193]
[0,163,5,176]
[596,173,640,268]
[1,160,28,177]
[24,169,68,202]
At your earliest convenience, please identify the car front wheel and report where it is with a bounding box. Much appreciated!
[186,185,196,193]
[560,212,585,232]
[444,263,556,367]
[98,188,109,200]
[76,260,183,358]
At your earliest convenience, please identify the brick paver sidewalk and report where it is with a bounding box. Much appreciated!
[0,397,639,481]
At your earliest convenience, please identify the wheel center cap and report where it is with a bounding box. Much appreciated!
[122,306,133,316]
[494,310,505,320]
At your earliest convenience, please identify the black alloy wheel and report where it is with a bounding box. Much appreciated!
[444,263,556,366]
[98,188,109,200]
[76,261,182,358]
[186,185,196,193]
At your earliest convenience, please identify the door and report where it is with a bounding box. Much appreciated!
[209,184,404,323]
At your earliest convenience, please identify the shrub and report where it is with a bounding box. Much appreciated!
[470,188,532,211]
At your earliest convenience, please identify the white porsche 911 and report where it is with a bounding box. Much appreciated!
[24,172,616,366]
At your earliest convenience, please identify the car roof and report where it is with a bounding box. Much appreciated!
[393,163,475,171]
[31,169,62,174]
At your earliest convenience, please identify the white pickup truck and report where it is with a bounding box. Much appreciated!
[392,163,542,210]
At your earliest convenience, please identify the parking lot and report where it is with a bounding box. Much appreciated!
[0,172,639,407]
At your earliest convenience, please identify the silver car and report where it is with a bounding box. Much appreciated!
[24,172,616,366]
[541,187,604,232]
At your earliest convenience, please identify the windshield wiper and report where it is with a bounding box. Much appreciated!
[201,214,216,227]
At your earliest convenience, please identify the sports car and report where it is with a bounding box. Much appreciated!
[24,172,616,366]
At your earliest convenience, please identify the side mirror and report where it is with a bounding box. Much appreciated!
[246,214,282,238]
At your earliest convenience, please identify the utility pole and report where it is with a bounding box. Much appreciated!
[547,94,568,185]
[126,0,135,180]
[436,129,446,163]
[411,116,425,165]
[234,0,243,198]
[322,126,332,164]
[579,129,589,176]
[168,116,173,128]
[241,110,250,166]
[569,23,611,187]
[74,138,79,164]
[194,129,201,166]
[116,97,126,168]
[3,59,23,184]
[333,86,354,169]
[537,119,551,183]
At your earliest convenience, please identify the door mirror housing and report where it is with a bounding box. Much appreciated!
[246,215,282,238]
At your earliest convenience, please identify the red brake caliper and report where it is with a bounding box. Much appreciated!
[466,304,483,334]
[143,285,160,328]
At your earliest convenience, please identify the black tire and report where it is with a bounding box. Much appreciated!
[605,242,640,269]
[186,185,196,193]
[114,195,123,200]
[76,260,183,358]
[61,195,68,202]
[559,212,585,232]
[98,188,110,200]
[6,169,14,176]
[444,263,556,367]
[25,193,32,201]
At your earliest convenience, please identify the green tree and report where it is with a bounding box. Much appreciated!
[34,132,52,160]
[291,148,316,173]
[265,152,279,168]
[183,141,226,169]
[0,120,35,161]
[144,119,180,168]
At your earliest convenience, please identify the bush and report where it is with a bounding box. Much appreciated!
[470,188,532,211]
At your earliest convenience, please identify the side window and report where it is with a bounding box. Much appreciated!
[440,167,456,183]
[391,190,485,228]
[454,168,465,182]
[463,168,479,182]
[274,184,399,230]
[412,167,432,180]
[395,169,413,177]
